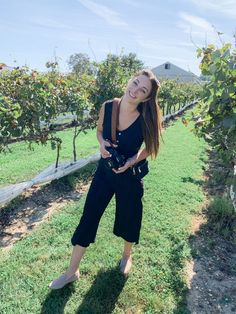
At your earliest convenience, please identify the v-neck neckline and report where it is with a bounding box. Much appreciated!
[116,114,140,132]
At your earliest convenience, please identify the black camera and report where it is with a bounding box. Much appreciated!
[103,146,126,170]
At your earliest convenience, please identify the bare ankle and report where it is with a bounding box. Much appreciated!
[66,269,79,277]
[122,253,132,259]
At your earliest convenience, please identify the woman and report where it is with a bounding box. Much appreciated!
[49,69,162,289]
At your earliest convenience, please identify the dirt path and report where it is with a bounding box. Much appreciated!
[186,211,236,313]
[0,179,90,250]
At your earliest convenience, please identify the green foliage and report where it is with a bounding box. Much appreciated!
[159,80,201,116]
[192,43,236,167]
[0,51,202,165]
[67,53,96,76]
[90,52,144,109]
[207,195,236,238]
[0,65,96,163]
[1,52,142,162]
[0,67,63,143]
[0,94,22,152]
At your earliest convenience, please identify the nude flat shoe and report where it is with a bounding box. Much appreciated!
[119,256,132,275]
[48,272,80,290]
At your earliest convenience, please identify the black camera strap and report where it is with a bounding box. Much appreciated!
[111,98,121,144]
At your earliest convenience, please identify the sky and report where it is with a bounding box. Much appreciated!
[1,0,236,76]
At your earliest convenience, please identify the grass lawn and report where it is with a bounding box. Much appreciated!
[0,128,98,187]
[0,117,207,313]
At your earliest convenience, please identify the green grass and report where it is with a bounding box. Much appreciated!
[0,118,207,313]
[0,128,98,187]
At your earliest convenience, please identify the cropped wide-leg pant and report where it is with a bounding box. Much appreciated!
[71,158,144,247]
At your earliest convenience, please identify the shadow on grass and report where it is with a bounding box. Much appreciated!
[168,236,191,314]
[41,266,127,314]
[76,267,127,314]
[181,176,205,187]
[41,284,76,314]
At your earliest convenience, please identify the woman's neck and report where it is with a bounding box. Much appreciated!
[120,95,139,114]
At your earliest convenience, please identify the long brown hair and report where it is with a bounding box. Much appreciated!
[136,69,163,159]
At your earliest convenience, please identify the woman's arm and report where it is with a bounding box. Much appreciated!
[96,103,105,146]
[97,102,117,158]
[127,147,150,167]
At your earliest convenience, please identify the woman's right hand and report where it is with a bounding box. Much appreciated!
[100,139,117,158]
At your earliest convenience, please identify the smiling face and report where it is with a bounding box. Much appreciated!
[124,74,152,104]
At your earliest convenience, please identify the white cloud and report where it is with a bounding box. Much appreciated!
[177,12,223,46]
[78,0,128,27]
[179,12,213,32]
[189,0,236,19]
[177,11,234,46]
[30,17,75,30]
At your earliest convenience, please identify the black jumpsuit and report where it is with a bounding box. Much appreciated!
[71,100,146,247]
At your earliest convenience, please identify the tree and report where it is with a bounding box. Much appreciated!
[67,53,96,76]
[90,52,144,110]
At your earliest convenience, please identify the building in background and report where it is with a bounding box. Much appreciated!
[152,61,201,83]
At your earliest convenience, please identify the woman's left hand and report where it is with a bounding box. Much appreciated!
[112,159,133,174]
